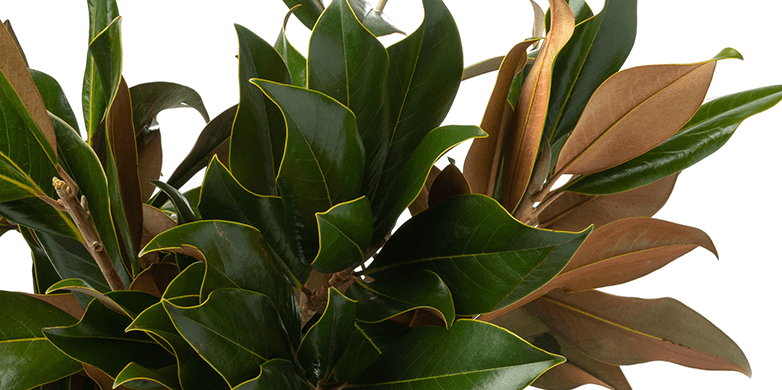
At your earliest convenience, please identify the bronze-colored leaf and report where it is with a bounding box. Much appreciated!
[555,49,742,175]
[137,129,162,201]
[3,20,28,67]
[530,0,546,48]
[82,363,133,390]
[538,173,679,231]
[554,217,717,292]
[526,289,751,376]
[464,40,536,196]
[23,292,84,320]
[487,306,549,338]
[501,0,574,212]
[408,165,440,216]
[533,333,630,390]
[0,21,56,156]
[139,204,176,269]
[428,162,471,209]
[129,263,179,298]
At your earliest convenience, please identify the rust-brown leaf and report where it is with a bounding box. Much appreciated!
[137,129,163,201]
[83,363,133,390]
[555,217,717,292]
[463,40,536,196]
[409,165,440,216]
[555,56,732,175]
[139,204,176,269]
[538,173,679,231]
[23,292,84,320]
[3,20,28,67]
[487,306,549,338]
[0,21,56,154]
[533,333,631,390]
[526,289,751,376]
[129,262,179,298]
[428,163,471,209]
[501,0,574,212]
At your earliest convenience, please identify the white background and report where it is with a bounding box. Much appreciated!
[2,1,781,389]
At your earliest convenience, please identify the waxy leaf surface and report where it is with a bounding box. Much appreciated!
[113,362,181,390]
[282,0,324,29]
[30,69,80,134]
[274,8,307,88]
[298,288,357,378]
[152,180,200,224]
[234,359,308,390]
[129,81,209,135]
[82,0,119,140]
[312,196,373,273]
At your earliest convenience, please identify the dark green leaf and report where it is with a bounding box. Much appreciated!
[253,80,364,257]
[369,194,591,315]
[274,8,307,88]
[36,232,111,293]
[129,81,209,136]
[19,227,62,294]
[564,85,782,194]
[373,125,486,242]
[30,69,80,134]
[332,320,411,382]
[545,0,638,163]
[0,291,82,390]
[163,289,297,387]
[308,0,390,196]
[151,180,200,223]
[139,220,299,345]
[298,288,357,378]
[47,278,158,319]
[199,157,308,287]
[233,359,309,390]
[161,261,204,300]
[349,0,405,36]
[83,0,120,140]
[311,196,372,273]
[230,24,291,196]
[350,319,564,389]
[0,197,80,239]
[348,269,455,327]
[114,362,181,390]
[44,299,175,379]
[166,104,237,191]
[281,0,324,29]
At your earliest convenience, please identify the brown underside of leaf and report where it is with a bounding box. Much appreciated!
[0,21,56,155]
[409,165,440,216]
[538,173,679,231]
[556,62,716,175]
[129,262,179,297]
[428,163,471,209]
[140,204,176,268]
[501,0,574,212]
[463,41,534,196]
[82,363,133,390]
[487,306,549,337]
[533,362,613,390]
[526,289,751,376]
[137,129,163,201]
[3,20,29,67]
[23,292,84,320]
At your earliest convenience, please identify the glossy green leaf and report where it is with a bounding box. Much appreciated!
[152,180,200,223]
[311,196,372,273]
[166,104,237,191]
[87,14,123,124]
[52,114,130,286]
[114,362,181,390]
[281,0,324,29]
[83,0,120,140]
[19,227,62,294]
[349,0,405,36]
[350,319,564,389]
[233,359,309,390]
[36,233,111,293]
[30,70,80,134]
[139,220,299,344]
[0,197,80,239]
[371,0,462,222]
[332,321,411,382]
[545,0,638,162]
[230,25,291,196]
[47,278,158,319]
[161,262,203,300]
[253,80,364,257]
[274,8,307,88]
[373,125,486,242]
[44,298,175,379]
[130,81,209,135]
[564,85,782,195]
[0,291,81,390]
[199,157,308,287]
[369,194,591,315]
[308,0,390,196]
[298,288,357,378]
[163,289,297,387]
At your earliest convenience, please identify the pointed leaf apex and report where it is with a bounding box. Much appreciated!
[713,47,743,61]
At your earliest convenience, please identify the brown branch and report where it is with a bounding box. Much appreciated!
[52,166,126,291]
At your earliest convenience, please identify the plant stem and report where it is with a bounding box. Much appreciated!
[376,0,389,12]
[52,166,126,291]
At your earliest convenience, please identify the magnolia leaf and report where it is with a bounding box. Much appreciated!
[36,232,111,294]
[502,0,575,213]
[347,269,456,327]
[350,319,564,389]
[311,196,373,273]
[230,25,290,196]
[487,306,550,338]
[370,0,462,218]
[461,55,504,81]
[253,79,365,256]
[129,81,209,136]
[199,157,308,287]
[82,0,120,140]
[0,291,81,390]
[408,165,440,216]
[163,289,297,387]
[3,20,28,67]
[129,262,179,298]
[555,48,743,175]
[139,204,177,268]
[530,0,546,46]
[539,173,679,232]
[151,180,200,224]
[274,7,307,88]
[82,363,136,390]
[349,0,405,36]
[369,194,591,315]
[564,85,782,194]
[526,289,751,375]
[428,161,471,208]
[166,104,237,190]
[373,125,486,242]
[47,279,158,319]
[298,288,358,378]
[332,321,412,382]
[309,0,390,197]
[234,359,309,390]
[281,0,324,29]
[545,0,638,162]
[137,128,162,202]
[20,227,65,294]
[30,69,80,134]
[114,362,181,390]
[545,0,593,31]
[139,220,299,344]
[43,298,176,379]
[0,197,80,239]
